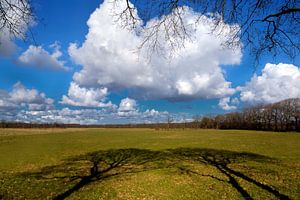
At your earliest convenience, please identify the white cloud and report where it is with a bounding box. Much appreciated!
[18,44,69,70]
[218,97,238,111]
[0,83,172,124]
[15,107,167,124]
[2,103,169,125]
[117,98,138,117]
[0,90,17,111]
[118,98,137,111]
[61,82,114,108]
[239,63,300,104]
[144,109,160,117]
[0,82,54,112]
[67,0,241,101]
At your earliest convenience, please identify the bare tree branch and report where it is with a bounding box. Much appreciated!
[110,0,300,61]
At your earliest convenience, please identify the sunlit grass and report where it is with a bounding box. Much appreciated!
[0,128,299,199]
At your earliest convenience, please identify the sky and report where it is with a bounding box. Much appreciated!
[0,0,300,124]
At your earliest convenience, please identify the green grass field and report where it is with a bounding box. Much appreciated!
[0,128,299,199]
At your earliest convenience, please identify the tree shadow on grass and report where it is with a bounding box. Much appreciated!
[169,148,290,200]
[18,148,290,200]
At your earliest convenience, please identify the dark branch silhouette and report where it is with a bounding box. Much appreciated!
[0,0,34,40]
[112,0,300,60]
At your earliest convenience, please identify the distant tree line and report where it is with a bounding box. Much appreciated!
[1,98,299,132]
[195,98,300,132]
[0,122,69,129]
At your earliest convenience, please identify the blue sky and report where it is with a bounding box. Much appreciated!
[0,0,300,124]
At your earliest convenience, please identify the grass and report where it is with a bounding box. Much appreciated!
[0,128,299,199]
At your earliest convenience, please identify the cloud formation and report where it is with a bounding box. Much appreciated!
[0,83,170,124]
[117,98,138,117]
[10,107,169,125]
[68,0,241,102]
[218,97,239,111]
[61,82,113,108]
[0,82,54,114]
[239,63,300,104]
[18,44,69,70]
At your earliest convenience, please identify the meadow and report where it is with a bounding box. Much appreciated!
[0,128,299,199]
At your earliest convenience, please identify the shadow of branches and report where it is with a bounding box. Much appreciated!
[17,148,290,200]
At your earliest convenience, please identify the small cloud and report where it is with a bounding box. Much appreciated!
[117,98,138,117]
[218,97,238,111]
[18,44,69,71]
[60,82,114,108]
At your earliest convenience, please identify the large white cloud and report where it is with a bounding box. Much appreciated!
[67,0,241,102]
[18,44,69,70]
[239,63,300,104]
[61,82,114,108]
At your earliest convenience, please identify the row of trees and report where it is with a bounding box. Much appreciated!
[196,98,300,132]
[0,121,70,128]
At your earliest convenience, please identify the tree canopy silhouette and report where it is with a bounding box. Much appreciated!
[0,0,33,40]
[1,1,299,60]
[113,0,300,60]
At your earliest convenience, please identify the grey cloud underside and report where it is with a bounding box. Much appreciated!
[0,32,17,57]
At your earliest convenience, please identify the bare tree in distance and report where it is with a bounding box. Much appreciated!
[112,0,300,61]
[167,115,173,130]
[0,0,34,42]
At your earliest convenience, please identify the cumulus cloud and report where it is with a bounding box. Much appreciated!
[1,99,169,125]
[10,107,168,125]
[67,0,241,102]
[239,63,300,104]
[0,82,171,124]
[0,82,174,124]
[117,98,138,117]
[218,97,239,111]
[0,82,54,113]
[18,44,69,70]
[61,82,114,108]
[0,90,17,111]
